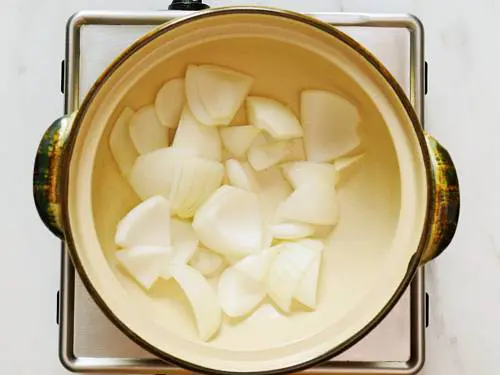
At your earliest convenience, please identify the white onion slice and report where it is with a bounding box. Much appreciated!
[218,267,266,318]
[172,107,221,160]
[281,161,337,189]
[334,154,365,184]
[169,157,224,218]
[115,196,172,248]
[109,107,138,177]
[186,64,253,126]
[277,183,339,226]
[171,264,222,341]
[271,222,315,240]
[301,90,361,162]
[190,247,225,277]
[154,78,185,128]
[220,125,260,157]
[246,97,303,140]
[225,159,259,192]
[294,238,325,253]
[293,252,322,309]
[233,246,280,283]
[129,105,170,154]
[193,185,263,257]
[116,246,173,289]
[128,147,194,200]
[267,242,317,312]
[248,138,291,171]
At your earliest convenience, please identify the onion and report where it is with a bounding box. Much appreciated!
[267,242,317,313]
[154,78,185,128]
[294,238,325,253]
[186,64,253,126]
[248,137,291,171]
[271,222,315,240]
[115,196,172,248]
[293,252,322,309]
[233,246,280,283]
[171,264,222,341]
[193,185,263,257]
[301,90,360,162]
[225,159,259,192]
[220,125,260,157]
[282,161,337,189]
[128,147,194,200]
[169,157,224,218]
[129,105,170,154]
[109,107,138,177]
[172,107,221,160]
[246,97,303,140]
[277,182,339,226]
[116,246,173,290]
[189,247,225,277]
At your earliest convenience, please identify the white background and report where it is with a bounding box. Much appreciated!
[1,0,499,374]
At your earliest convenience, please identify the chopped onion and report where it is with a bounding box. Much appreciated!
[267,242,317,312]
[169,157,224,218]
[172,107,221,161]
[116,246,173,290]
[233,246,280,283]
[294,238,325,253]
[301,90,361,162]
[218,267,266,318]
[109,107,138,177]
[193,185,263,257]
[225,159,259,192]
[129,105,170,154]
[220,125,260,157]
[271,222,315,240]
[248,137,291,171]
[190,247,225,277]
[277,183,339,226]
[246,97,303,140]
[128,147,194,200]
[186,64,253,126]
[281,161,338,189]
[115,196,172,248]
[154,78,185,128]
[171,264,222,341]
[293,252,322,309]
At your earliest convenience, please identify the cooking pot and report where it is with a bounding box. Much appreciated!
[33,6,459,375]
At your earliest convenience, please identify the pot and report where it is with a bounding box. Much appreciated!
[33,6,459,375]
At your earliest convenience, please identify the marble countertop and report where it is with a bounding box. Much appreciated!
[1,0,498,374]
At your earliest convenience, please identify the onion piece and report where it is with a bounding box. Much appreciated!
[246,97,303,140]
[218,267,266,318]
[186,64,253,126]
[281,161,337,189]
[233,246,281,283]
[115,196,172,248]
[267,242,317,312]
[116,246,173,290]
[271,222,315,240]
[248,137,291,171]
[109,107,138,177]
[154,78,185,128]
[171,264,222,341]
[301,90,361,162]
[128,148,194,200]
[220,125,260,157]
[334,154,365,184]
[294,238,325,253]
[129,105,170,154]
[190,247,225,277]
[277,183,339,226]
[169,157,224,218]
[293,252,322,309]
[172,107,221,161]
[193,185,263,257]
[225,159,259,192]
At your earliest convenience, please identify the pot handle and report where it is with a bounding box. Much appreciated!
[33,114,75,239]
[420,134,460,263]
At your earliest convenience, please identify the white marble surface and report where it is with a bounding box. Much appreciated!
[1,0,498,374]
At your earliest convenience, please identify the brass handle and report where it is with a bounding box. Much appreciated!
[33,114,75,239]
[420,134,460,263]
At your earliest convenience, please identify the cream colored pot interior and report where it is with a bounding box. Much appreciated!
[66,11,428,373]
